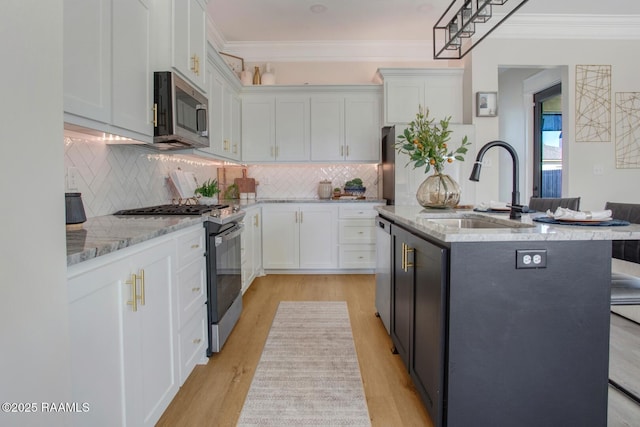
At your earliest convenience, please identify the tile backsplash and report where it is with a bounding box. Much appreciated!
[248,164,379,199]
[64,135,219,218]
[64,134,380,218]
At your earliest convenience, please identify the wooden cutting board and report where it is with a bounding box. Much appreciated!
[234,169,256,193]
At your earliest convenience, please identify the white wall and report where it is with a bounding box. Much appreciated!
[0,1,72,425]
[470,38,640,211]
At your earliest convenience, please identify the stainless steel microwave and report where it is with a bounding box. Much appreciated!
[153,71,208,150]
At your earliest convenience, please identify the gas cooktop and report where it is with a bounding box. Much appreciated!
[114,203,228,216]
[114,203,245,225]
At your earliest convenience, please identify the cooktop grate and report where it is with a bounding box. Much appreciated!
[114,203,229,216]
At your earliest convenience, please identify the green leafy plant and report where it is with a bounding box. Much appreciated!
[194,178,220,198]
[396,105,470,174]
[344,178,364,188]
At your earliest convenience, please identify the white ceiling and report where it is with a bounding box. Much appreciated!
[207,0,639,43]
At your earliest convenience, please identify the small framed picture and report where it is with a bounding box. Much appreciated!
[219,52,244,76]
[476,92,498,117]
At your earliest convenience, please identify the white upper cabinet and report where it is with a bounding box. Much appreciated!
[64,0,153,141]
[242,94,311,162]
[152,0,207,92]
[275,96,311,161]
[242,86,381,164]
[112,0,152,136]
[200,59,241,161]
[241,95,276,162]
[64,0,111,124]
[344,95,380,162]
[378,68,463,124]
[310,90,381,162]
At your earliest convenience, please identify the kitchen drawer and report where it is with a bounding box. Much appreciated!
[339,219,376,244]
[177,257,206,327]
[339,204,381,219]
[339,245,376,269]
[178,306,207,386]
[176,226,205,269]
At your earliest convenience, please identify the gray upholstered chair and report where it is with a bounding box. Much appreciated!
[528,197,581,212]
[606,202,640,305]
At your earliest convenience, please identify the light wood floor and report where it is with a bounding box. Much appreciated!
[157,274,432,427]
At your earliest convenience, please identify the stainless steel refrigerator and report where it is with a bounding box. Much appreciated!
[381,126,395,205]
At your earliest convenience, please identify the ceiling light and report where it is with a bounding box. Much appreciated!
[309,4,327,14]
[433,0,529,60]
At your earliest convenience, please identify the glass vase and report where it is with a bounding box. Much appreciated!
[416,172,461,208]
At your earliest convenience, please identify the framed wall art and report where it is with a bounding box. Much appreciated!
[219,52,244,76]
[476,92,498,117]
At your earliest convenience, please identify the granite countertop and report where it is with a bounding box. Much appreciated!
[67,215,205,266]
[67,198,386,267]
[376,205,640,243]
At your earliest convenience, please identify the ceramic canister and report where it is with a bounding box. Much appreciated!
[318,181,332,199]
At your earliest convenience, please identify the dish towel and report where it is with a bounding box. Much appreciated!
[475,200,509,211]
[547,207,612,220]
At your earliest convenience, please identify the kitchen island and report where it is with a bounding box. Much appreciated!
[376,205,640,427]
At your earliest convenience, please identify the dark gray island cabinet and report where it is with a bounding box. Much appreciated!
[378,205,640,427]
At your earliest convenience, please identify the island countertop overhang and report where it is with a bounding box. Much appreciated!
[376,205,640,243]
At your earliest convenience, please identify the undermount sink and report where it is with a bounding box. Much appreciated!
[419,214,535,229]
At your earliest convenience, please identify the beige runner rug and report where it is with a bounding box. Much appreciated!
[237,301,371,426]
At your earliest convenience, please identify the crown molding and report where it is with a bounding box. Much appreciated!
[494,14,640,40]
[208,14,640,62]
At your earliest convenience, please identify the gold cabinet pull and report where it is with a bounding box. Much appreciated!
[126,274,138,312]
[346,145,350,157]
[340,146,344,156]
[254,215,259,227]
[191,54,198,74]
[138,269,145,306]
[192,287,201,292]
[153,103,158,127]
[403,244,414,272]
[300,211,303,223]
[192,338,202,344]
[191,244,200,249]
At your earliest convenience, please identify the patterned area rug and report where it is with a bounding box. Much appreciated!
[237,301,371,426]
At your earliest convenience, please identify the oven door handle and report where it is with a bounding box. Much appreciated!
[214,223,244,247]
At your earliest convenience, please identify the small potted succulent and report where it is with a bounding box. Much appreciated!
[195,178,220,204]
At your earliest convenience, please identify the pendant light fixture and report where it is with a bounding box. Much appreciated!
[433,0,529,59]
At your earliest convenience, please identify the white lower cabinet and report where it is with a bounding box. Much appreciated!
[67,224,208,426]
[174,226,207,385]
[241,206,263,292]
[262,204,338,270]
[338,203,384,269]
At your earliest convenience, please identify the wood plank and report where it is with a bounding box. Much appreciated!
[157,274,432,427]
[610,313,640,400]
[609,385,640,427]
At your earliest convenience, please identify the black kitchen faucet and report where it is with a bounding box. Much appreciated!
[469,140,525,220]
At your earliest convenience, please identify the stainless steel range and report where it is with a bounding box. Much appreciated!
[115,202,245,354]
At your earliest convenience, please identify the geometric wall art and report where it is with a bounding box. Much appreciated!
[575,65,611,142]
[615,92,640,168]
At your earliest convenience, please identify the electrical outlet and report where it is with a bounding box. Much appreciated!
[516,249,547,269]
[593,164,604,175]
[67,167,79,190]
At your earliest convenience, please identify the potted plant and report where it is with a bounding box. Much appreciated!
[344,178,366,197]
[195,178,220,204]
[395,105,470,208]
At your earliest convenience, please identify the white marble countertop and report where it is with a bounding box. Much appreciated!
[376,205,640,243]
[66,215,205,266]
[67,198,386,266]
